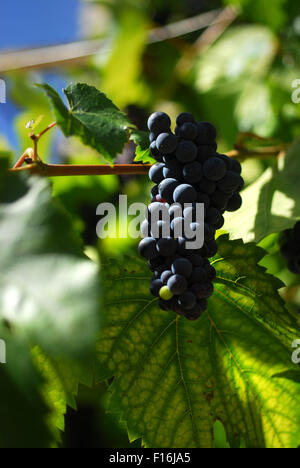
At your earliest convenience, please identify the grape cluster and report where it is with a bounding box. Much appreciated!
[280,222,300,274]
[139,111,244,320]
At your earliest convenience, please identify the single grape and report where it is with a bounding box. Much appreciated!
[159,286,174,301]
[178,122,198,140]
[149,163,165,184]
[171,257,193,279]
[139,237,159,260]
[176,112,195,126]
[203,157,227,182]
[148,112,171,133]
[195,122,217,145]
[167,274,188,295]
[176,140,198,163]
[183,161,203,183]
[159,178,180,204]
[173,184,197,204]
[226,193,242,212]
[156,133,178,154]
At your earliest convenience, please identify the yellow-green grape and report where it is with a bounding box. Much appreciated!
[159,286,173,301]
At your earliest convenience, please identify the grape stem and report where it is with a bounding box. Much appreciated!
[10,144,287,177]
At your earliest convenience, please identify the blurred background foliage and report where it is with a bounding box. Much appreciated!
[0,0,300,448]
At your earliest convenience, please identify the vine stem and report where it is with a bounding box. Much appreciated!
[9,145,286,177]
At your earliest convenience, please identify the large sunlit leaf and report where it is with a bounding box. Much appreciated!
[0,167,101,358]
[96,236,300,448]
[38,82,132,163]
[224,137,300,243]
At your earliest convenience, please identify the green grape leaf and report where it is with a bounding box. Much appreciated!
[37,82,132,163]
[131,130,155,164]
[96,236,300,448]
[0,169,101,359]
[224,137,300,243]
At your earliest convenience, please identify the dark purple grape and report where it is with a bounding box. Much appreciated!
[148,112,171,133]
[167,274,188,295]
[176,141,198,163]
[178,122,198,140]
[183,161,203,183]
[226,193,242,212]
[176,112,195,126]
[139,237,158,260]
[203,157,227,182]
[195,122,217,145]
[149,163,165,184]
[156,133,178,154]
[171,258,193,279]
[173,184,197,204]
[159,178,180,204]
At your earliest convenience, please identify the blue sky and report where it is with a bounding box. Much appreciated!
[0,0,81,50]
[0,0,81,149]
